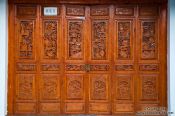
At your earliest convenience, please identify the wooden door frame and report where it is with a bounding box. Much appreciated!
[7,0,167,115]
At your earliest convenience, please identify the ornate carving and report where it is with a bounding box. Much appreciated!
[115,65,134,71]
[116,76,132,100]
[90,64,110,71]
[66,6,85,16]
[66,64,85,71]
[92,21,107,60]
[139,64,159,71]
[115,7,134,16]
[142,76,157,100]
[91,75,107,100]
[17,75,34,100]
[43,21,57,59]
[41,76,59,100]
[118,22,131,59]
[17,6,37,17]
[91,6,109,16]
[68,21,83,59]
[41,64,60,71]
[67,75,83,99]
[19,21,34,59]
[16,63,36,71]
[141,22,156,59]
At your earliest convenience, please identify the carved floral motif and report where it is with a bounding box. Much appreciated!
[115,7,134,16]
[91,6,109,16]
[41,64,60,71]
[118,22,131,59]
[66,6,85,16]
[43,21,57,59]
[115,65,134,71]
[17,63,36,71]
[66,64,85,71]
[139,64,159,71]
[92,21,107,60]
[19,21,34,58]
[68,21,83,59]
[90,65,110,71]
[141,22,156,59]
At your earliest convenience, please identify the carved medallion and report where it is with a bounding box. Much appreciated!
[41,76,59,100]
[91,6,109,16]
[17,75,35,100]
[91,75,107,100]
[117,22,131,59]
[67,75,83,99]
[142,76,157,100]
[141,22,156,59]
[116,76,132,100]
[68,21,83,59]
[92,21,108,60]
[19,21,34,59]
[43,21,58,59]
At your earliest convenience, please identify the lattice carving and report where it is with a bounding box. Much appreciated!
[141,22,156,59]
[118,22,131,59]
[43,21,57,59]
[19,21,34,58]
[68,21,83,59]
[92,21,107,60]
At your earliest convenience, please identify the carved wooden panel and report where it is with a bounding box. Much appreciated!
[91,20,108,60]
[40,75,60,100]
[66,75,84,100]
[139,6,158,16]
[42,20,58,59]
[114,103,134,112]
[141,21,157,59]
[65,64,85,71]
[67,20,84,60]
[115,65,134,71]
[15,103,36,113]
[41,64,60,71]
[115,75,133,100]
[90,64,110,71]
[39,103,60,113]
[90,74,108,101]
[116,21,133,60]
[18,20,35,59]
[16,63,36,71]
[89,103,110,114]
[115,6,135,16]
[140,75,158,100]
[66,6,85,16]
[139,64,159,71]
[17,5,37,17]
[65,103,85,113]
[16,74,35,101]
[90,6,109,16]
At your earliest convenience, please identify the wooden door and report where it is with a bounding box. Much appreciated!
[8,3,167,115]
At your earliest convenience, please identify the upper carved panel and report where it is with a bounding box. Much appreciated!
[66,6,85,16]
[141,21,157,59]
[90,6,109,16]
[17,5,37,17]
[92,20,108,60]
[19,21,34,59]
[68,20,84,60]
[117,21,132,59]
[115,6,134,16]
[43,20,58,59]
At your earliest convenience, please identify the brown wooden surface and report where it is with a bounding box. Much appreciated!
[8,2,167,115]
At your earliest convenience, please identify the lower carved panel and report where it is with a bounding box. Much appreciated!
[40,75,60,100]
[66,75,84,100]
[114,103,134,112]
[15,103,36,114]
[65,103,85,113]
[90,74,109,101]
[39,103,60,113]
[89,103,110,114]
